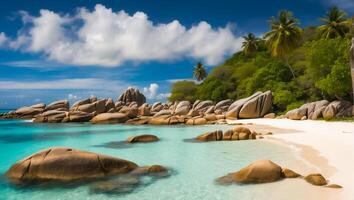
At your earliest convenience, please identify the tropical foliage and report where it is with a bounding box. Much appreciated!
[264,10,302,58]
[169,7,353,113]
[318,6,350,39]
[242,33,261,55]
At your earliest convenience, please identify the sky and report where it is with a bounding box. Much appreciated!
[0,0,353,108]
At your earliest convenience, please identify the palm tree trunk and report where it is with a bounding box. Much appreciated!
[350,37,354,103]
[350,17,354,104]
[285,58,296,79]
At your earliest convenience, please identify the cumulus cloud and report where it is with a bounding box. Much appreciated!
[143,83,170,100]
[0,32,8,47]
[6,4,242,67]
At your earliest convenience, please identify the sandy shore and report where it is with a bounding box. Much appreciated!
[228,118,354,199]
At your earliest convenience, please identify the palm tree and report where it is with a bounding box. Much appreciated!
[350,17,354,103]
[193,62,207,81]
[242,33,260,55]
[264,10,302,78]
[318,6,349,39]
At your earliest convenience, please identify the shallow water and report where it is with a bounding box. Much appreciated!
[0,119,337,200]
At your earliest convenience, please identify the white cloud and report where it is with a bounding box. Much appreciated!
[143,83,159,99]
[6,4,242,67]
[143,83,170,100]
[0,78,128,89]
[0,32,8,47]
[2,60,64,68]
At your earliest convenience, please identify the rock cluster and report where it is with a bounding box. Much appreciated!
[1,89,274,124]
[285,100,353,120]
[195,126,257,142]
[216,160,341,188]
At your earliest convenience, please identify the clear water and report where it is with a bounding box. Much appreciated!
[0,119,334,200]
[0,109,12,114]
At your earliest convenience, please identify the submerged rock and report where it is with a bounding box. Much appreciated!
[126,134,159,143]
[5,147,138,182]
[196,130,223,141]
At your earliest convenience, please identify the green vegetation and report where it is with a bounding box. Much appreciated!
[169,7,353,113]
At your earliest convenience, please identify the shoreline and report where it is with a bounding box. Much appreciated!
[228,118,354,198]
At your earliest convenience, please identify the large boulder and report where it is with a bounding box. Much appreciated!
[238,91,272,118]
[30,103,46,109]
[126,134,159,143]
[227,160,282,184]
[91,113,129,124]
[119,106,138,118]
[323,100,353,120]
[194,100,213,113]
[64,111,93,122]
[148,116,171,125]
[153,110,172,117]
[215,99,233,112]
[138,103,151,116]
[5,147,138,181]
[226,91,272,119]
[174,101,191,115]
[196,130,223,141]
[118,88,146,106]
[33,110,67,123]
[286,106,308,120]
[151,102,163,112]
[105,98,115,112]
[70,98,91,110]
[45,100,69,111]
[15,106,43,118]
[186,117,207,125]
[73,99,108,114]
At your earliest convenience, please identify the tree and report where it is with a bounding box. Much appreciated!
[168,81,198,102]
[264,10,302,78]
[193,62,207,81]
[318,6,349,39]
[349,17,354,104]
[242,33,260,55]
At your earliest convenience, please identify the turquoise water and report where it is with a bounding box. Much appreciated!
[0,109,12,114]
[0,119,330,199]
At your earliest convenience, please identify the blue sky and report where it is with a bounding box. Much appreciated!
[0,0,353,108]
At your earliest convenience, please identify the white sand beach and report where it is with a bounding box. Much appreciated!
[228,118,354,199]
